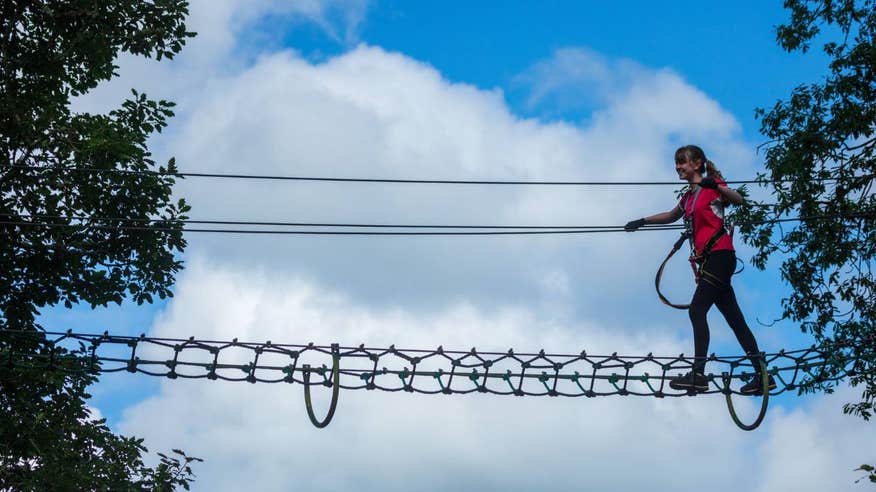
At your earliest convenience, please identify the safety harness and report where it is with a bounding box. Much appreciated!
[655,184,728,310]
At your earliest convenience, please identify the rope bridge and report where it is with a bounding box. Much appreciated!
[1,329,860,430]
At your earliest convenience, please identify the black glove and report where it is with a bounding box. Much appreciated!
[624,218,646,232]
[699,177,718,189]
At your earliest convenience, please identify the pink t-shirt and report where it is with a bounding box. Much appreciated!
[677,179,734,254]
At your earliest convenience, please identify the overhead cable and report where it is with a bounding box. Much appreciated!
[5,164,871,186]
[0,212,869,236]
[4,214,686,230]
[0,219,680,235]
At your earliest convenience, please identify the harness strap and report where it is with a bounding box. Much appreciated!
[656,183,732,308]
[689,227,727,286]
[655,231,692,310]
[656,222,728,309]
[696,227,726,260]
[682,186,703,246]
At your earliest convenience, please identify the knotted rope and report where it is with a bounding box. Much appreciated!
[1,329,865,430]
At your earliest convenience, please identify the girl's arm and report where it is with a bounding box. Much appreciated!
[701,178,745,205]
[715,185,744,205]
[645,206,684,224]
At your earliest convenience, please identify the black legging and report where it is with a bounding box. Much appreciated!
[689,250,760,373]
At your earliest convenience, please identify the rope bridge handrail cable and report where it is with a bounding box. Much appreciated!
[1,329,866,430]
[0,212,871,236]
[4,164,873,186]
[0,220,684,235]
[4,214,687,230]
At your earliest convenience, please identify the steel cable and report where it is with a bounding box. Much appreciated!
[4,164,872,186]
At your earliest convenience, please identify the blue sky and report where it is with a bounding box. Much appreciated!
[283,1,829,136]
[36,1,874,490]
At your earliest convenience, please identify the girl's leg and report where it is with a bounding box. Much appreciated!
[715,288,776,393]
[708,251,762,361]
[688,250,736,374]
[710,252,775,392]
[670,282,718,391]
[714,286,760,356]
[689,282,719,374]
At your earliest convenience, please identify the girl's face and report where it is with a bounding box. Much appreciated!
[675,155,702,182]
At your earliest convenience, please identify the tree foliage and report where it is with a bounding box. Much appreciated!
[858,464,876,484]
[737,0,876,418]
[1,356,202,490]
[1,1,197,489]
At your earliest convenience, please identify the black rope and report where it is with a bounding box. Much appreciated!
[0,220,679,236]
[2,214,687,231]
[4,164,871,186]
[0,329,860,398]
[0,213,870,236]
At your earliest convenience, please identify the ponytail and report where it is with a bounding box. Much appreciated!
[703,159,724,181]
[675,145,724,181]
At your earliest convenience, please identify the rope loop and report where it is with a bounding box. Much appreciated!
[655,231,692,310]
[303,343,340,428]
[722,356,770,431]
[5,329,869,433]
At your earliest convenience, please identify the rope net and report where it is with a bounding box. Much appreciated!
[0,329,858,398]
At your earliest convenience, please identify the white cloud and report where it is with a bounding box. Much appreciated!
[85,405,104,423]
[117,261,875,492]
[153,43,759,325]
[64,3,871,490]
[515,47,637,110]
[73,11,764,324]
[756,386,876,491]
[74,0,369,115]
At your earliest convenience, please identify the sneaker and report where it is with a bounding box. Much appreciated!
[668,371,709,392]
[739,373,777,395]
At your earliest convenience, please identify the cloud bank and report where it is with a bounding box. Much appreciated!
[119,261,874,492]
[66,1,875,490]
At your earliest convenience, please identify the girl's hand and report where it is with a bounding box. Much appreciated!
[625,218,646,231]
[699,177,718,189]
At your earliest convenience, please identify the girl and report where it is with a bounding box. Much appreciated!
[625,145,775,394]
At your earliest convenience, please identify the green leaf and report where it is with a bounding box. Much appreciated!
[1,1,198,489]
